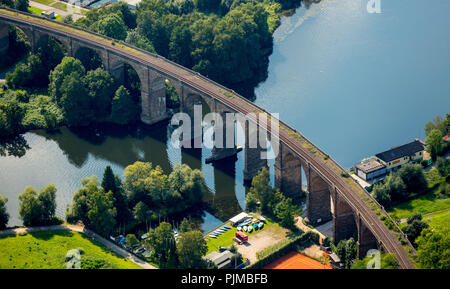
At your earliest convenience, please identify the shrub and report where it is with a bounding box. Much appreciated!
[81,258,108,269]
[341,171,350,178]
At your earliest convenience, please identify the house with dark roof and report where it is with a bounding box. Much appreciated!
[375,140,425,173]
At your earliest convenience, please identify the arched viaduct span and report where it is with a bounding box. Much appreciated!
[0,8,414,268]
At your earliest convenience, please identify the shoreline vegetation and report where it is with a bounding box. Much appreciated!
[0,0,315,138]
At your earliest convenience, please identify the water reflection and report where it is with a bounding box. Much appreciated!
[0,123,247,232]
[34,123,172,172]
[0,135,30,158]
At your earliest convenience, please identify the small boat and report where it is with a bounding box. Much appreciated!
[253,223,258,229]
[220,226,228,230]
[214,231,222,235]
[258,222,264,229]
[243,226,248,232]
[237,226,242,231]
[209,234,217,238]
[224,225,231,229]
[247,226,253,233]
[217,229,225,233]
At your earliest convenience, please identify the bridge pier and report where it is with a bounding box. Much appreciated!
[206,108,240,163]
[140,70,169,125]
[332,188,357,243]
[0,24,9,56]
[306,165,332,224]
[357,215,379,258]
[243,119,267,181]
[274,142,303,198]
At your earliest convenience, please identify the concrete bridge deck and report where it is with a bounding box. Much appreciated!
[0,8,414,268]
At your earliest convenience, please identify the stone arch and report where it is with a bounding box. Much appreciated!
[0,24,31,64]
[183,92,212,119]
[108,58,144,97]
[73,46,103,71]
[164,78,180,109]
[34,32,70,56]
[35,34,68,56]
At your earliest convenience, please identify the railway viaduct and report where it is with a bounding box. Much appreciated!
[0,8,414,268]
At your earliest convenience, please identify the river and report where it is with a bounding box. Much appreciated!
[1,0,449,230]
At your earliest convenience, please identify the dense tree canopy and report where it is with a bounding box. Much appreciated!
[372,173,407,208]
[0,195,9,230]
[177,230,208,268]
[245,167,299,228]
[91,13,128,40]
[397,163,428,195]
[18,184,57,227]
[84,68,116,118]
[66,176,116,236]
[71,0,282,96]
[123,161,205,218]
[87,189,117,236]
[427,129,443,161]
[416,227,450,269]
[110,86,140,125]
[336,238,357,269]
[144,222,178,268]
[403,213,429,245]
[49,57,86,103]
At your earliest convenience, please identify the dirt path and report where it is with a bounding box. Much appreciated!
[295,216,331,241]
[0,224,156,269]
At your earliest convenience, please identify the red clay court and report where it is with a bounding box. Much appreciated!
[264,251,332,269]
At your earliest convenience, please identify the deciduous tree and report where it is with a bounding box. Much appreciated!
[177,230,207,268]
[0,195,9,230]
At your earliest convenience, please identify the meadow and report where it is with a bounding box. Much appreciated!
[0,230,141,269]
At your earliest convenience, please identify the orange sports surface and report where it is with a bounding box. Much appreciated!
[263,251,332,269]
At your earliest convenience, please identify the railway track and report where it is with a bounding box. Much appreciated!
[0,10,414,268]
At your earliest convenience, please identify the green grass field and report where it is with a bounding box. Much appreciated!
[423,209,450,229]
[28,6,62,21]
[51,2,69,11]
[205,216,282,254]
[32,0,55,5]
[388,167,450,234]
[389,189,450,220]
[28,6,44,15]
[0,230,141,269]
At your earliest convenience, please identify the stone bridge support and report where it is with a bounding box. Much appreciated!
[332,188,357,243]
[206,101,239,163]
[306,165,332,225]
[243,119,267,181]
[275,142,303,198]
[140,69,168,125]
[179,86,212,147]
[357,215,380,258]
